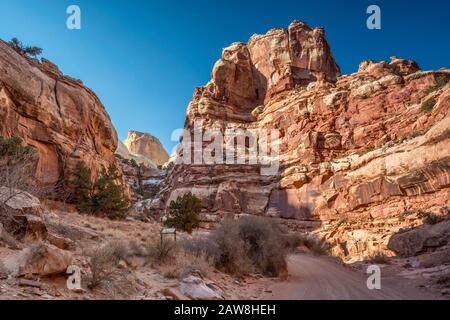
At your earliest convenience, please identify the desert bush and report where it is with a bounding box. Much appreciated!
[421,97,436,113]
[87,240,131,290]
[144,236,177,265]
[0,136,38,215]
[165,192,201,233]
[367,251,390,264]
[282,233,305,250]
[0,136,33,158]
[144,235,214,279]
[180,236,219,259]
[302,234,330,255]
[214,216,287,277]
[436,275,450,288]
[139,183,161,200]
[424,75,448,95]
[160,250,214,280]
[398,210,414,222]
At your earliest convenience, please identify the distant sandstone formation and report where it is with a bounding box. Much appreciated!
[123,131,169,167]
[116,140,157,169]
[156,20,450,259]
[0,39,118,191]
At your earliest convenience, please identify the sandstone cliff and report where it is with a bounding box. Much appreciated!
[124,131,169,167]
[116,140,157,168]
[0,40,118,191]
[161,21,450,260]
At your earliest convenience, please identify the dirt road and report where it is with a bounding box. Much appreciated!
[264,254,440,300]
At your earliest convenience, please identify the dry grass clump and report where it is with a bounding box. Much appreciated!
[292,233,330,255]
[144,236,177,265]
[213,216,288,277]
[159,250,214,279]
[143,236,214,279]
[87,240,135,295]
[367,251,391,264]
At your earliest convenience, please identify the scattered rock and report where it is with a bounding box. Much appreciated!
[162,287,188,300]
[17,278,43,288]
[388,221,450,257]
[2,244,73,277]
[179,276,223,300]
[0,187,40,211]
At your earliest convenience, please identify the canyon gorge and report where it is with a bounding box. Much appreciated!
[0,20,449,299]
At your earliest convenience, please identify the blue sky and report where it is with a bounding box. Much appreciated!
[1,0,449,153]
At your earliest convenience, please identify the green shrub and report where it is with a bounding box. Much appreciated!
[214,216,287,277]
[70,162,93,204]
[164,192,201,233]
[123,158,139,168]
[424,76,448,95]
[139,184,161,200]
[0,136,33,158]
[421,97,436,112]
[71,162,129,220]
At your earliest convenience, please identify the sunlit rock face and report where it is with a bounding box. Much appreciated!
[124,131,169,167]
[0,39,119,190]
[161,21,450,260]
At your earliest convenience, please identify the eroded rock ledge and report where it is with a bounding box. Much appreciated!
[0,40,119,191]
[158,21,450,260]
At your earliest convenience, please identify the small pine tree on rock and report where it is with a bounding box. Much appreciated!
[8,38,43,58]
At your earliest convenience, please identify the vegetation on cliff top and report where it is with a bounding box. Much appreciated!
[8,37,43,58]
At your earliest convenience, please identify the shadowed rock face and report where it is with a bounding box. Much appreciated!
[123,131,169,167]
[0,40,118,191]
[161,21,450,259]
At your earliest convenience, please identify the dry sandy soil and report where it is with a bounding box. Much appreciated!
[264,254,445,300]
[0,206,273,300]
[0,206,448,300]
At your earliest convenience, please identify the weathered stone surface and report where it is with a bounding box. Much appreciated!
[0,187,40,210]
[124,131,169,167]
[179,276,223,300]
[162,21,450,260]
[2,244,73,277]
[0,40,119,191]
[388,220,450,257]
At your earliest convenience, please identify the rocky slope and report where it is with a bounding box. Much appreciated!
[124,131,169,167]
[160,21,450,262]
[0,40,118,192]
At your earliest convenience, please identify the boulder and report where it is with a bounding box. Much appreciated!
[388,221,450,257]
[2,244,73,277]
[179,276,223,300]
[0,187,40,211]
